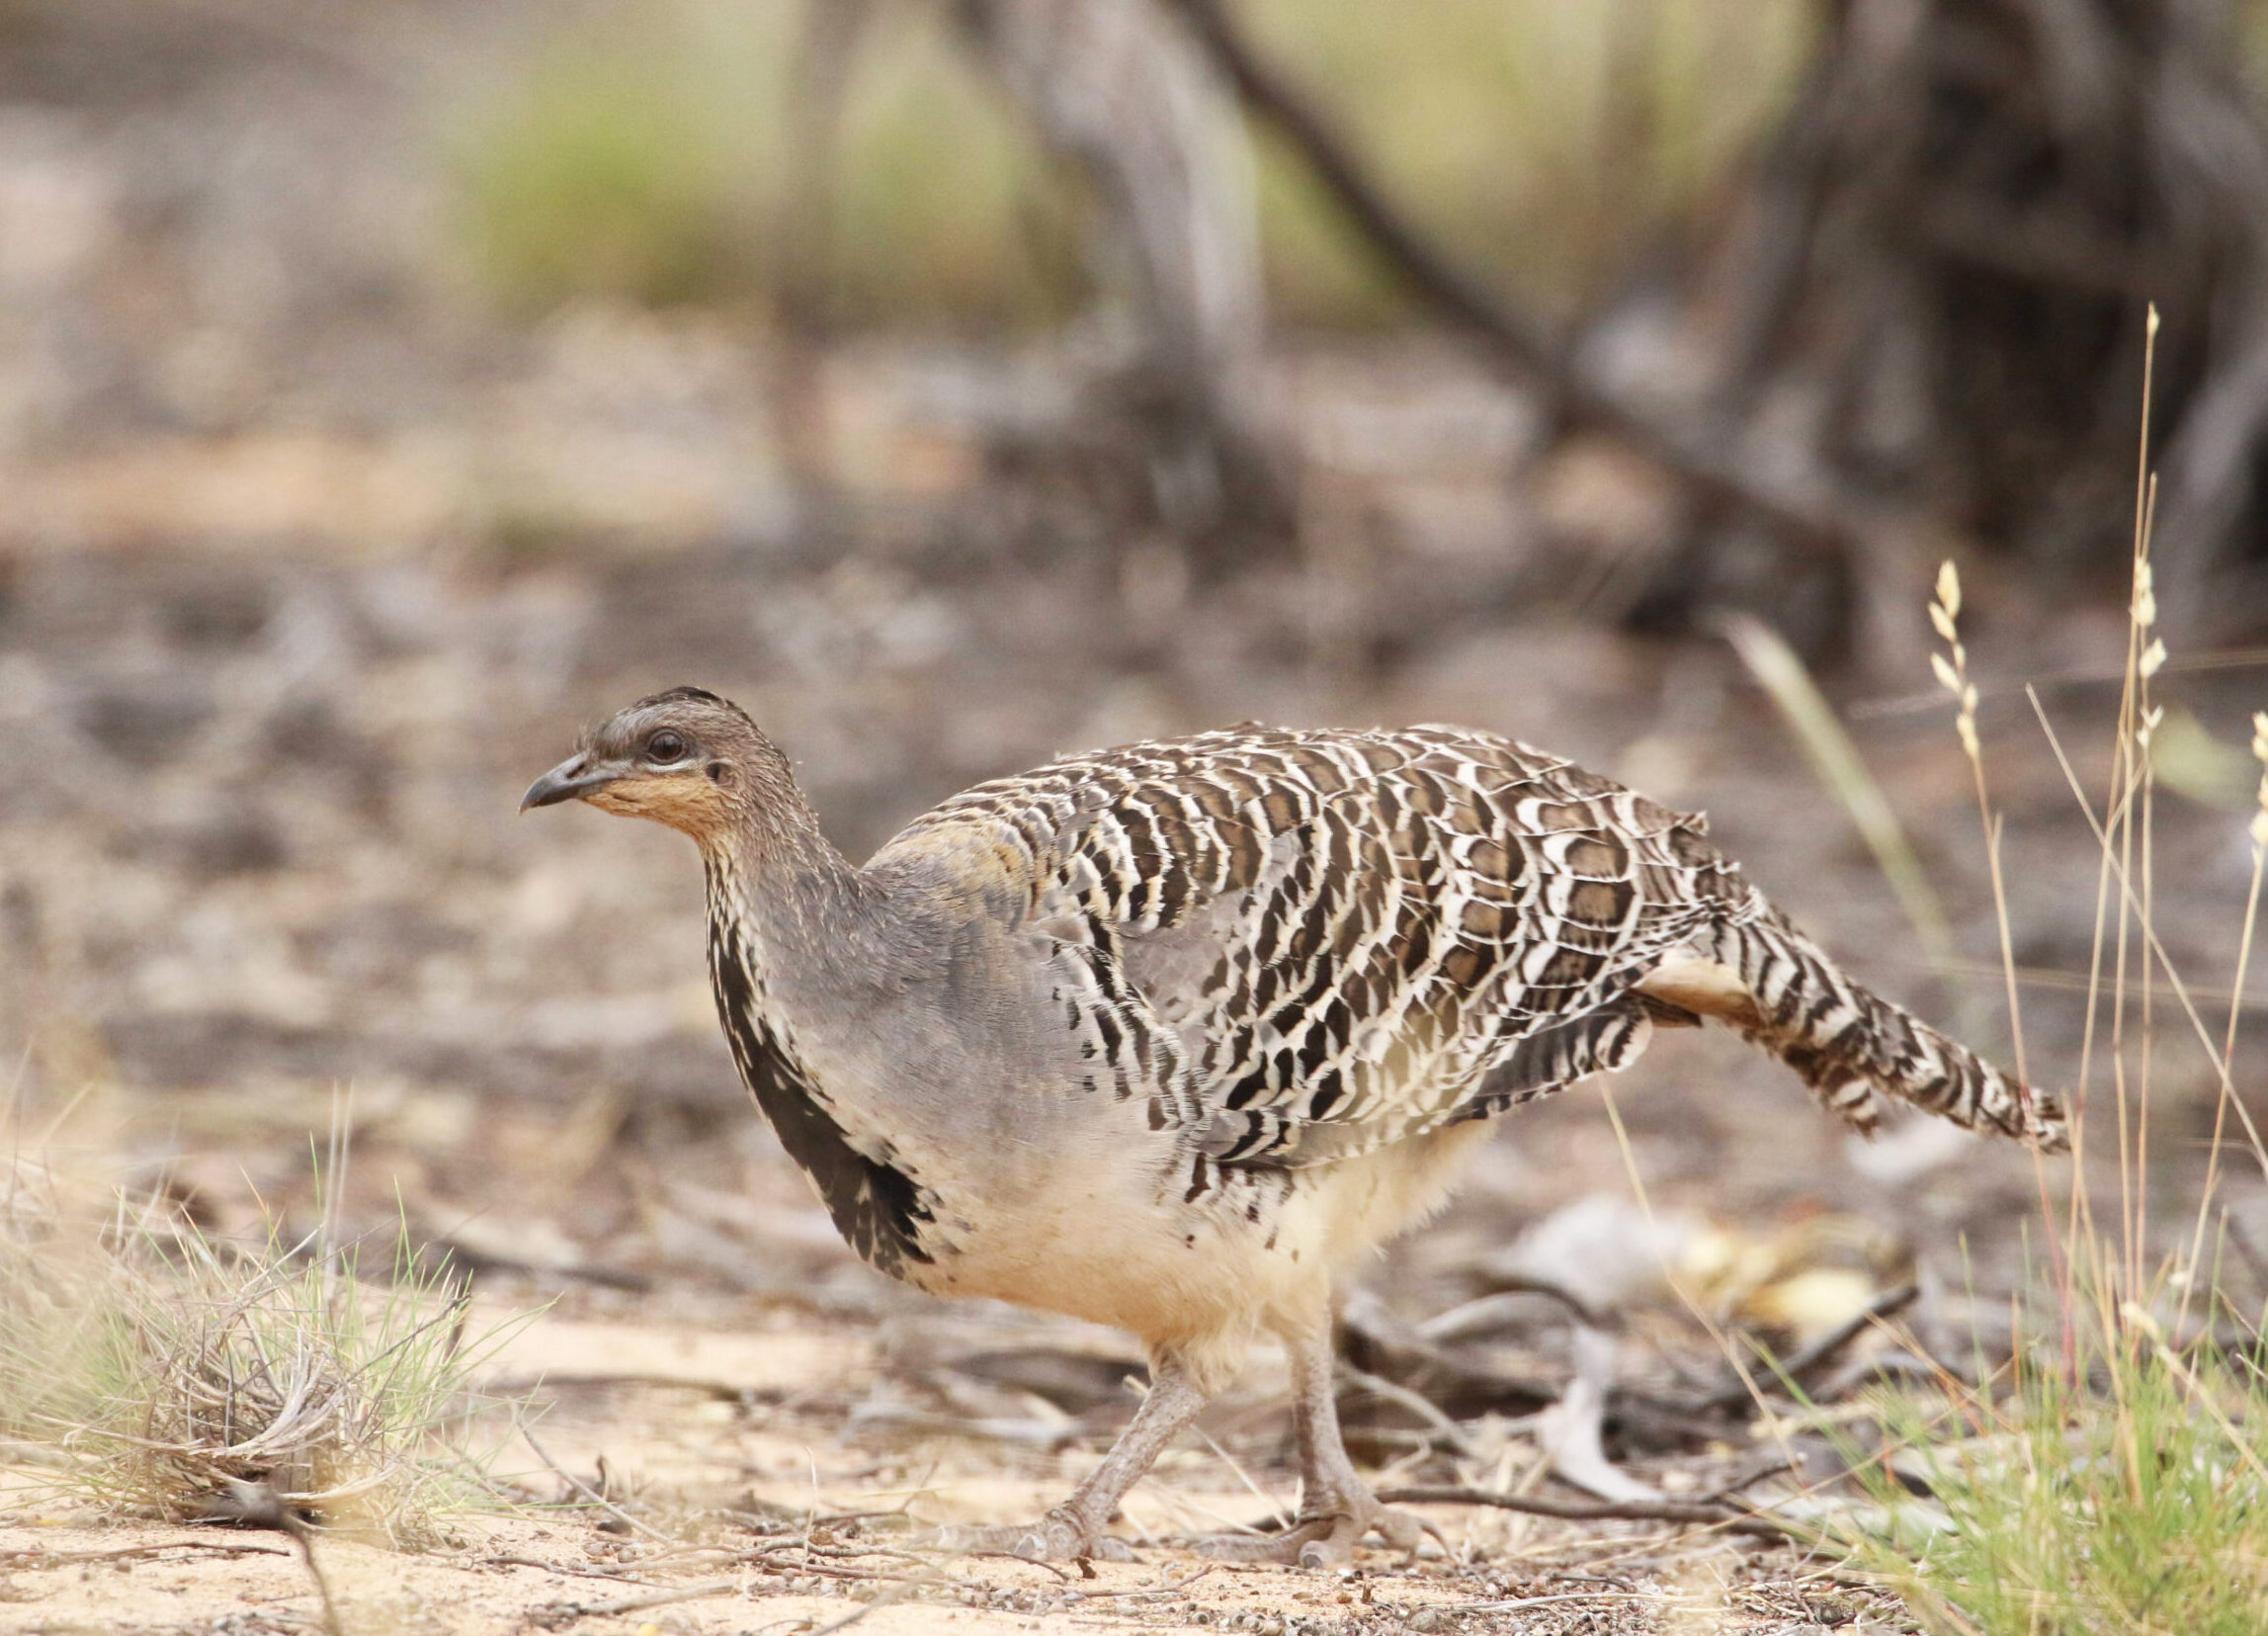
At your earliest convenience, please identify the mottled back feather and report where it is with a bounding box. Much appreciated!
[888,726,1744,1174]
[883,722,2063,1179]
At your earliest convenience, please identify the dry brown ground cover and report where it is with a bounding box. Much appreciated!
[0,1285,1913,1636]
[5,307,2260,1629]
[5,29,2264,1622]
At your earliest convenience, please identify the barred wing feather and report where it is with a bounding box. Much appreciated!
[889,725,1756,1169]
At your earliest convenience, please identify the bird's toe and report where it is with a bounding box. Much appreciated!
[1371,1506,1437,1562]
[928,1509,1134,1563]
[1190,1502,1429,1567]
[1294,1515,1362,1569]
[1190,1519,1330,1564]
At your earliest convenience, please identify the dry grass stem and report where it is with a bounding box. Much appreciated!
[0,1138,527,1547]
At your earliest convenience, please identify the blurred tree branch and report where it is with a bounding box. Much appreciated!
[1169,0,2268,649]
[1158,0,1857,564]
[958,0,1297,568]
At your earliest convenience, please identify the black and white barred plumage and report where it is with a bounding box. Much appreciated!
[890,722,2064,1193]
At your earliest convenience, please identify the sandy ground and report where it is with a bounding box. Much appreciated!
[5,18,2262,1629]
[0,1301,1908,1636]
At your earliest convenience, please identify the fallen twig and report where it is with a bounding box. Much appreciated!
[520,1425,673,1544]
[479,1554,675,1585]
[515,1533,957,1623]
[1463,1590,1673,1614]
[1707,1453,1799,1500]
[959,1550,1073,1582]
[0,1539,294,1566]
[1070,1565,1217,1600]
[1376,1485,1809,1544]
[536,1578,738,1621]
[1681,1282,1922,1415]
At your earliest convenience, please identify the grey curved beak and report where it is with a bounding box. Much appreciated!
[521,754,618,812]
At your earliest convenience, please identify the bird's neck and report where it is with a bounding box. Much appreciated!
[697,809,942,1281]
[700,804,869,990]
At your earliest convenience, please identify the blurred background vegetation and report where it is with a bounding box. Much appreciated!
[446,0,1813,329]
[4,12,2268,1626]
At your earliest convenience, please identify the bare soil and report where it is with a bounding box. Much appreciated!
[0,1296,1911,1636]
[4,15,2265,1628]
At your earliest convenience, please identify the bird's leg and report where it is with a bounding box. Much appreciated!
[929,1352,1208,1562]
[1199,1314,1433,1568]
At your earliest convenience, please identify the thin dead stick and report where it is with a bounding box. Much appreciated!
[799,1539,953,1567]
[1708,1455,1799,1499]
[1374,1486,1807,1544]
[1339,1363,1484,1460]
[2028,686,2268,1174]
[1074,1565,1218,1600]
[480,1554,674,1584]
[959,1550,1073,1582]
[519,1424,674,1545]
[1463,1590,1677,1613]
[1,1540,294,1565]
[744,1551,924,1583]
[1681,1283,1921,1413]
[545,1579,739,1620]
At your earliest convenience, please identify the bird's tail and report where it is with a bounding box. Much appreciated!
[1639,910,2067,1152]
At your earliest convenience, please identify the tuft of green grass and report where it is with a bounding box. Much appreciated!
[444,1,786,313]
[445,0,1087,327]
[1847,1296,2268,1636]
[0,1147,524,1547]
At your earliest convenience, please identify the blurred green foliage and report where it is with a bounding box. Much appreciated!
[448,0,1084,327]
[444,0,1813,329]
[1245,0,1811,323]
[452,17,766,310]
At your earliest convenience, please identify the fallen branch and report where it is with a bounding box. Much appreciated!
[1376,1485,1809,1544]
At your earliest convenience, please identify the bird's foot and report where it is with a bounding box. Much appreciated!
[923,1507,1137,1563]
[1194,1499,1434,1569]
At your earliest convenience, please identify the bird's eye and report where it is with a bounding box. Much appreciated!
[645,730,690,763]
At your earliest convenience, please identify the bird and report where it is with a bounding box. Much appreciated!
[523,688,2064,1566]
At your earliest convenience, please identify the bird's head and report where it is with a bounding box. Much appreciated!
[521,687,792,846]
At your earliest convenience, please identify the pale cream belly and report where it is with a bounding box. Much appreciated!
[905,1121,1493,1386]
